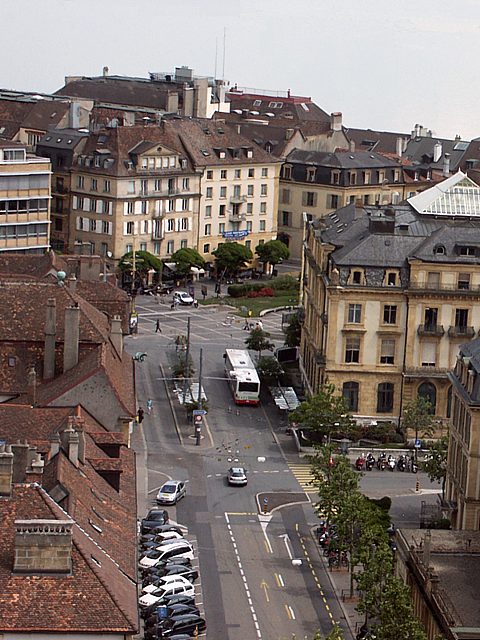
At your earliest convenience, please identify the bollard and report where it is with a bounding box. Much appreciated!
[415,479,420,492]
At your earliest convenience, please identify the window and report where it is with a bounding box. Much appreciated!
[153,241,161,254]
[206,170,213,180]
[181,218,188,230]
[377,383,394,412]
[262,168,268,177]
[247,203,253,214]
[154,179,161,191]
[219,223,225,234]
[181,198,189,211]
[140,242,147,251]
[166,240,174,254]
[345,336,360,363]
[127,180,135,194]
[77,175,85,189]
[247,184,254,196]
[394,169,400,183]
[302,191,317,207]
[143,220,149,234]
[181,239,187,249]
[377,170,385,183]
[259,220,266,231]
[220,186,227,198]
[424,307,438,330]
[421,342,436,367]
[281,188,291,204]
[455,308,469,329]
[418,382,436,414]
[352,270,362,285]
[102,220,109,234]
[220,170,227,180]
[167,219,175,232]
[141,200,147,214]
[140,179,148,195]
[168,199,174,212]
[203,243,210,253]
[282,211,291,226]
[126,201,134,215]
[260,202,267,213]
[261,184,268,196]
[383,305,397,324]
[234,169,241,179]
[380,339,395,364]
[90,199,97,213]
[348,303,362,323]
[204,223,211,236]
[205,205,212,218]
[458,272,471,290]
[362,170,371,185]
[246,221,253,232]
[343,382,359,412]
[182,178,190,190]
[363,194,370,205]
[306,167,316,182]
[104,180,110,193]
[459,246,476,256]
[387,272,397,286]
[283,166,292,180]
[233,185,241,198]
[125,244,133,253]
[327,194,339,209]
[248,168,255,178]
[126,221,134,235]
[348,171,357,186]
[102,200,110,215]
[426,272,440,289]
[219,204,226,217]
[331,170,340,185]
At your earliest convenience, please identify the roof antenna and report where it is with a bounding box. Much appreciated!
[222,27,226,80]
[214,36,218,79]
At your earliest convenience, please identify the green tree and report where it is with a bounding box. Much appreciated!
[255,239,290,275]
[324,624,345,639]
[289,383,355,441]
[118,250,163,276]
[402,396,435,441]
[212,242,253,279]
[422,434,448,500]
[284,313,301,347]
[245,327,274,357]
[374,576,428,640]
[171,247,205,278]
[255,355,284,380]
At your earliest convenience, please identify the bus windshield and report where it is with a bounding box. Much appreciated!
[238,382,259,393]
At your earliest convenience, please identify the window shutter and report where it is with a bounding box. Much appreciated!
[302,192,307,206]
[188,217,192,231]
[73,196,78,209]
[83,197,90,212]
[134,201,141,215]
[421,342,436,366]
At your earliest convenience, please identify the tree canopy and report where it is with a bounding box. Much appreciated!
[212,242,253,278]
[422,434,448,499]
[255,355,283,379]
[118,250,163,275]
[245,327,274,356]
[402,396,435,439]
[171,247,205,277]
[255,239,290,272]
[289,383,355,440]
[284,313,301,347]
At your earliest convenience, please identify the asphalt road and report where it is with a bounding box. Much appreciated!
[128,293,440,640]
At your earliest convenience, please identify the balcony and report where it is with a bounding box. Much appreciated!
[229,211,246,222]
[417,324,444,337]
[151,230,164,240]
[409,282,480,294]
[404,366,449,378]
[230,195,247,205]
[448,325,475,338]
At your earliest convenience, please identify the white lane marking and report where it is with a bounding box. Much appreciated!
[288,605,296,620]
[279,533,293,560]
[225,512,262,639]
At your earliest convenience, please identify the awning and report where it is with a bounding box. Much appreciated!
[269,386,300,411]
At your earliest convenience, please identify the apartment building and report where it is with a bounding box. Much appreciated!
[300,171,480,424]
[0,141,51,253]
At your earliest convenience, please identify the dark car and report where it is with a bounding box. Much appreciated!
[141,524,183,541]
[142,566,199,589]
[141,509,169,534]
[142,556,192,576]
[159,614,207,637]
[144,604,200,628]
[142,593,196,618]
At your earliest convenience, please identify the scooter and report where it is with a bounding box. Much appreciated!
[388,455,396,471]
[397,456,406,472]
[355,456,366,471]
[365,454,375,471]
[377,454,387,471]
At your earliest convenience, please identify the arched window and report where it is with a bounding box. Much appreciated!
[418,382,436,414]
[377,382,394,413]
[343,382,359,412]
[434,244,446,256]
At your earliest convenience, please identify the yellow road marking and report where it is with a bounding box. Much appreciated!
[284,603,293,619]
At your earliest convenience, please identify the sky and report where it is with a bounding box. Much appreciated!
[4,0,480,139]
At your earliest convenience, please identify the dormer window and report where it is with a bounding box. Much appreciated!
[349,269,364,285]
[306,167,316,182]
[219,150,226,159]
[4,148,26,162]
[283,165,292,180]
[246,149,253,158]
[434,244,446,255]
[459,246,476,256]
[331,170,340,185]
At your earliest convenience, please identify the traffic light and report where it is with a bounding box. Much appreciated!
[194,414,203,425]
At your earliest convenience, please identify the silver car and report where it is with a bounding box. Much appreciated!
[227,467,248,486]
[156,480,187,504]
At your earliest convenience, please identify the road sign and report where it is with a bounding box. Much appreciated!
[194,414,203,424]
[263,497,269,504]
[193,409,207,416]
[414,439,421,449]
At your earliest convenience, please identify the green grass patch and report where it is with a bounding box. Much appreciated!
[200,290,298,316]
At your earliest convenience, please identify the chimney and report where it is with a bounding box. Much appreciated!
[236,124,241,135]
[285,128,294,141]
[43,298,56,380]
[443,153,451,177]
[242,109,249,118]
[61,423,79,467]
[433,141,442,163]
[49,433,61,459]
[68,275,77,292]
[26,452,45,485]
[330,112,342,132]
[396,137,403,158]
[110,315,123,356]
[102,66,109,77]
[0,444,13,496]
[63,304,80,372]
[14,519,73,574]
[349,139,355,153]
[11,442,30,483]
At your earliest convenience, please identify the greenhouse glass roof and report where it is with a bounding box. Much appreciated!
[408,172,480,217]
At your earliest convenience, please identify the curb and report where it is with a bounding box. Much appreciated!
[159,362,183,445]
[260,305,299,317]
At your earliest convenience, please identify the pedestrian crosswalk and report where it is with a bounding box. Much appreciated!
[288,462,318,494]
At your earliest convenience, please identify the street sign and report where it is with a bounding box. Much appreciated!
[414,439,421,449]
[263,497,269,504]
[193,409,207,416]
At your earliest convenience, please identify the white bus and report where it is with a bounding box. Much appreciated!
[223,349,261,406]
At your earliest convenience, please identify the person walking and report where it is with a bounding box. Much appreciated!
[147,399,153,415]
[155,318,161,333]
[137,408,145,424]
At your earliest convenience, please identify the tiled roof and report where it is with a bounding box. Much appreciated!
[287,148,401,169]
[345,127,409,154]
[0,405,71,453]
[20,100,70,131]
[0,99,32,139]
[0,484,137,633]
[227,92,331,124]
[0,250,67,278]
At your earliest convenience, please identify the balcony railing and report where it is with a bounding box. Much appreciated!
[417,324,445,337]
[229,211,246,222]
[230,195,247,205]
[151,231,164,240]
[448,325,475,338]
[404,366,450,377]
[409,282,478,293]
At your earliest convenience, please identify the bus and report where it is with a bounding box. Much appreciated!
[223,349,261,406]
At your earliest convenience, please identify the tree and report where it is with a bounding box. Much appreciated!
[289,383,355,441]
[284,313,301,347]
[255,239,290,275]
[171,248,205,278]
[373,576,428,640]
[422,434,448,500]
[118,250,163,276]
[324,624,345,640]
[245,327,274,357]
[212,242,253,279]
[402,396,435,441]
[255,355,283,380]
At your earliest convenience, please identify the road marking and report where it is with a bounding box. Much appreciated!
[260,580,270,602]
[226,512,257,516]
[225,512,262,638]
[288,463,318,494]
[279,533,293,560]
[274,572,285,587]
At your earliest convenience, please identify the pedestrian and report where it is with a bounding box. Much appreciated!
[155,318,161,333]
[255,320,263,330]
[147,399,153,415]
[201,285,207,300]
[193,299,199,309]
[137,408,145,424]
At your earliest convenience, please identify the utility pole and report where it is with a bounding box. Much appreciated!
[196,348,203,446]
[183,317,191,402]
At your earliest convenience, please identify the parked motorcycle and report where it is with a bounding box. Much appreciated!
[397,455,406,472]
[377,453,387,471]
[355,456,366,471]
[365,454,375,471]
[387,455,396,471]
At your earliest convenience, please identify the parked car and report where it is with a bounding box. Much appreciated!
[141,509,169,534]
[140,594,196,619]
[156,480,187,505]
[139,544,195,569]
[144,603,200,628]
[139,580,195,609]
[227,466,248,486]
[158,614,207,637]
[142,556,192,577]
[173,291,194,306]
[140,524,183,541]
[143,567,199,592]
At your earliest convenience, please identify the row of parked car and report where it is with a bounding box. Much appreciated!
[139,507,206,639]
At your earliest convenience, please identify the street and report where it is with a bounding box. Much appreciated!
[128,293,440,640]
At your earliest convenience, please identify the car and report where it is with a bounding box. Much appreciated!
[138,580,195,609]
[141,509,169,534]
[158,614,207,637]
[146,523,185,537]
[227,466,248,486]
[142,556,192,577]
[139,544,195,569]
[154,536,190,549]
[156,480,187,505]
[144,604,200,629]
[140,594,197,620]
[173,291,194,306]
[143,567,199,592]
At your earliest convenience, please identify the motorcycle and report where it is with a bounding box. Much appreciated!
[397,455,406,472]
[355,456,366,471]
[411,461,418,473]
[365,454,375,471]
[387,455,396,471]
[377,453,387,471]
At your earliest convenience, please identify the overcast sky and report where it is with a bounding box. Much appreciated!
[4,0,480,139]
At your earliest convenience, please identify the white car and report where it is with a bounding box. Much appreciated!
[139,580,195,608]
[173,291,194,305]
[155,530,184,542]
[228,467,248,486]
[155,574,193,587]
[156,480,187,504]
[139,543,195,568]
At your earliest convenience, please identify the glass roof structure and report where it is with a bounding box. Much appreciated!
[408,172,480,217]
